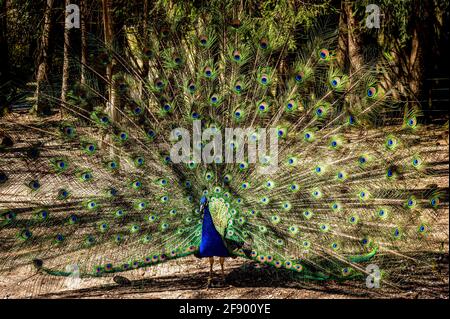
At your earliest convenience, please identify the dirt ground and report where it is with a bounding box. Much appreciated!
[0,252,448,299]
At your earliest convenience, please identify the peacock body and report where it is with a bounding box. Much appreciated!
[0,7,448,290]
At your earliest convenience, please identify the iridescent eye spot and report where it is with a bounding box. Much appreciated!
[367,87,376,97]
[69,215,78,223]
[295,72,304,82]
[233,51,241,61]
[348,115,355,125]
[319,49,329,59]
[30,180,40,190]
[260,38,268,49]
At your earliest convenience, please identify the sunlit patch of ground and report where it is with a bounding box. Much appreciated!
[0,252,448,299]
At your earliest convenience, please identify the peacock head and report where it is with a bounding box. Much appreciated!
[200,196,208,212]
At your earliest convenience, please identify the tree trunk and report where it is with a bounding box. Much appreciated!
[336,1,364,111]
[336,1,363,73]
[142,0,149,77]
[102,0,119,122]
[35,0,54,115]
[61,0,71,116]
[0,0,9,82]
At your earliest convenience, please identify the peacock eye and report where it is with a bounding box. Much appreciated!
[367,87,377,97]
[407,117,417,128]
[260,74,269,84]
[204,67,212,77]
[155,79,164,88]
[319,48,330,60]
[29,180,41,190]
[143,48,153,58]
[191,112,200,119]
[188,83,196,92]
[330,77,340,87]
[147,129,156,138]
[295,72,304,83]
[316,108,323,116]
[199,35,208,45]
[259,38,268,49]
[233,50,241,61]
[119,132,128,141]
[348,115,356,125]
[100,116,109,124]
[174,56,182,65]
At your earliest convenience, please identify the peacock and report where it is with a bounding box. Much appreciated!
[0,5,448,292]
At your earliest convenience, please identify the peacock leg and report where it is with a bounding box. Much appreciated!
[219,257,225,282]
[207,257,214,288]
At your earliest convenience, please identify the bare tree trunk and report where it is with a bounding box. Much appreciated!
[35,0,54,115]
[80,0,88,86]
[0,0,9,81]
[140,0,150,103]
[142,0,149,80]
[0,0,9,116]
[336,1,363,73]
[336,1,364,111]
[61,0,71,116]
[102,0,118,122]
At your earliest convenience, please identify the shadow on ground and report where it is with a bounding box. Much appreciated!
[33,252,448,299]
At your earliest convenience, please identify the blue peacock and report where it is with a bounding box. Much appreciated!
[0,6,448,290]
